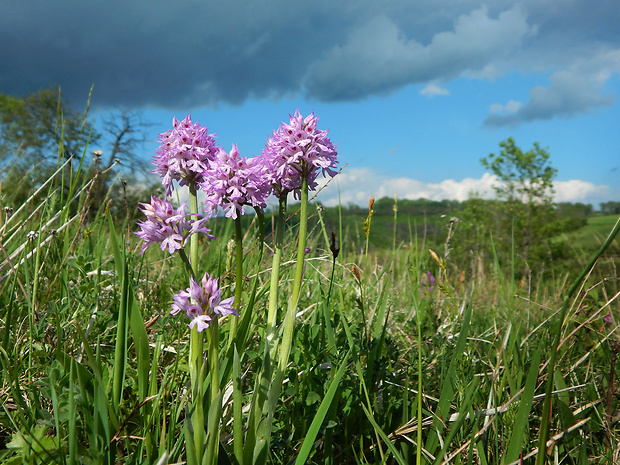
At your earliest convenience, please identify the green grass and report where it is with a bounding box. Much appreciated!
[1,157,619,465]
[568,214,620,252]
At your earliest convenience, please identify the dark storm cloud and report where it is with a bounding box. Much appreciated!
[1,0,619,123]
[0,0,350,107]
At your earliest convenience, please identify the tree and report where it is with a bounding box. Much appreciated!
[87,110,153,216]
[0,86,98,165]
[101,110,152,173]
[600,201,620,215]
[0,87,151,218]
[456,139,568,279]
[481,137,557,204]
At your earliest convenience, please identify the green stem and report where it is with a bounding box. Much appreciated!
[228,215,244,343]
[235,216,244,309]
[190,326,205,462]
[228,210,265,465]
[279,177,308,373]
[266,195,287,340]
[205,318,221,465]
[232,345,243,465]
[189,184,199,269]
[290,178,309,310]
[187,183,206,464]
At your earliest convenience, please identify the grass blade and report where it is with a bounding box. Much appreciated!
[295,350,351,465]
[504,348,541,463]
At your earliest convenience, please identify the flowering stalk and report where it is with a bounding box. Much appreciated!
[279,176,308,372]
[200,144,269,347]
[187,183,207,464]
[261,109,337,329]
[228,215,244,343]
[138,115,239,465]
[140,111,337,465]
[170,273,236,464]
[242,111,338,464]
[266,195,287,341]
[363,196,375,257]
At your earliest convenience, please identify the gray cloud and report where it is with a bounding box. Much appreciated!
[305,6,534,101]
[1,0,619,122]
[485,50,620,127]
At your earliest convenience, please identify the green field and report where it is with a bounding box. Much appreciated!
[1,160,619,464]
[567,215,620,252]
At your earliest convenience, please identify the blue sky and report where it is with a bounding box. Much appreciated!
[2,0,619,207]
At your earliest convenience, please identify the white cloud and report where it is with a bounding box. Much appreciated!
[314,167,611,207]
[420,83,450,97]
[314,168,498,206]
[554,179,611,203]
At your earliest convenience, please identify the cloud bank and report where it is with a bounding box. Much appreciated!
[314,167,611,207]
[1,0,619,126]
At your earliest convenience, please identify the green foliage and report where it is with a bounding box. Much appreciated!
[481,137,557,203]
[0,86,97,164]
[569,215,620,255]
[451,139,573,279]
[599,201,620,215]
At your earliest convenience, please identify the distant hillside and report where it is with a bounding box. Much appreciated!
[220,196,617,258]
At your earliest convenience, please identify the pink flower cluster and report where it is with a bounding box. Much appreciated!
[200,144,270,219]
[262,110,338,198]
[136,111,338,331]
[149,111,338,218]
[135,196,213,254]
[152,115,219,196]
[420,270,436,294]
[171,273,237,332]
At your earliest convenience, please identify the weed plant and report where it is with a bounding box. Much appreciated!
[1,118,619,465]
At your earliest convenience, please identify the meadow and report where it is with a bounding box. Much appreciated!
[1,137,619,465]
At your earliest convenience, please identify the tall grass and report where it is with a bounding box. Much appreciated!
[1,149,619,464]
